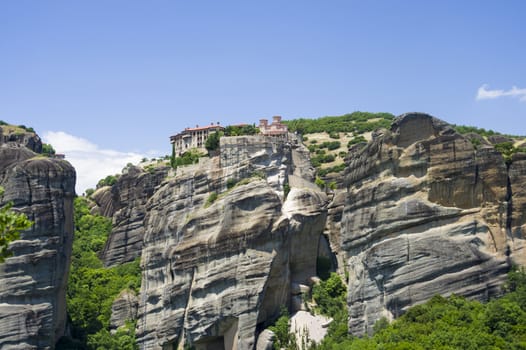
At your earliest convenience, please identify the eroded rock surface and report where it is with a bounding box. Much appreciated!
[102,115,526,346]
[136,135,328,350]
[0,141,75,349]
[340,113,520,335]
[98,164,170,267]
[110,290,139,333]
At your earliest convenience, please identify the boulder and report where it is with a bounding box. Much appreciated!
[110,290,139,333]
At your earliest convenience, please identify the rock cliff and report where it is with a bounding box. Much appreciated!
[339,113,523,335]
[0,129,76,349]
[136,136,329,349]
[92,114,526,347]
[94,164,170,267]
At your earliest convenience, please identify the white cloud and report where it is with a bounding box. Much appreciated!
[476,84,526,101]
[42,131,147,194]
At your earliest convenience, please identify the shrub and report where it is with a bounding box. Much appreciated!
[311,154,335,168]
[226,178,237,189]
[268,307,295,350]
[329,131,340,139]
[283,183,291,199]
[205,192,218,207]
[347,135,367,147]
[312,273,347,318]
[494,141,526,164]
[223,124,259,136]
[317,164,346,177]
[319,141,341,150]
[470,138,482,149]
[86,321,138,350]
[283,112,395,135]
[205,131,222,152]
[0,187,33,262]
[308,145,318,153]
[252,170,266,180]
[327,141,341,150]
[42,143,56,156]
[171,149,203,169]
[454,125,497,137]
[97,175,118,188]
[315,177,326,190]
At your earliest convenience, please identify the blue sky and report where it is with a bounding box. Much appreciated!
[1,1,525,192]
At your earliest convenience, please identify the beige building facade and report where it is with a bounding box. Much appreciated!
[170,123,224,156]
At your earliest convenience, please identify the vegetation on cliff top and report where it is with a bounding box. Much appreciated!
[282,112,394,135]
[281,112,393,180]
[0,120,36,134]
[453,124,522,138]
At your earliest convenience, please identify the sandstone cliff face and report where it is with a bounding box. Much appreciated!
[0,141,75,349]
[93,164,170,267]
[508,152,526,266]
[0,126,42,154]
[98,116,526,346]
[339,113,521,335]
[136,136,328,350]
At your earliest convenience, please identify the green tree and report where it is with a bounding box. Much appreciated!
[0,187,33,262]
[315,177,326,190]
[312,273,347,318]
[66,197,141,347]
[268,307,296,350]
[205,131,222,152]
[42,143,56,156]
[494,142,526,164]
[87,321,138,350]
[96,175,118,188]
[312,268,526,349]
[283,112,394,135]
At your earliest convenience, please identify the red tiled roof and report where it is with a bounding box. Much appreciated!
[170,124,224,140]
[185,124,224,132]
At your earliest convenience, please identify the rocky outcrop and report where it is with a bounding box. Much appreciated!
[0,141,75,348]
[0,126,42,154]
[255,329,275,350]
[508,152,526,266]
[110,290,139,333]
[100,116,526,346]
[97,164,170,267]
[340,113,520,335]
[136,135,328,350]
[290,311,331,349]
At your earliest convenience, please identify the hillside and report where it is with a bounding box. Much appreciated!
[283,112,526,189]
[1,113,526,350]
